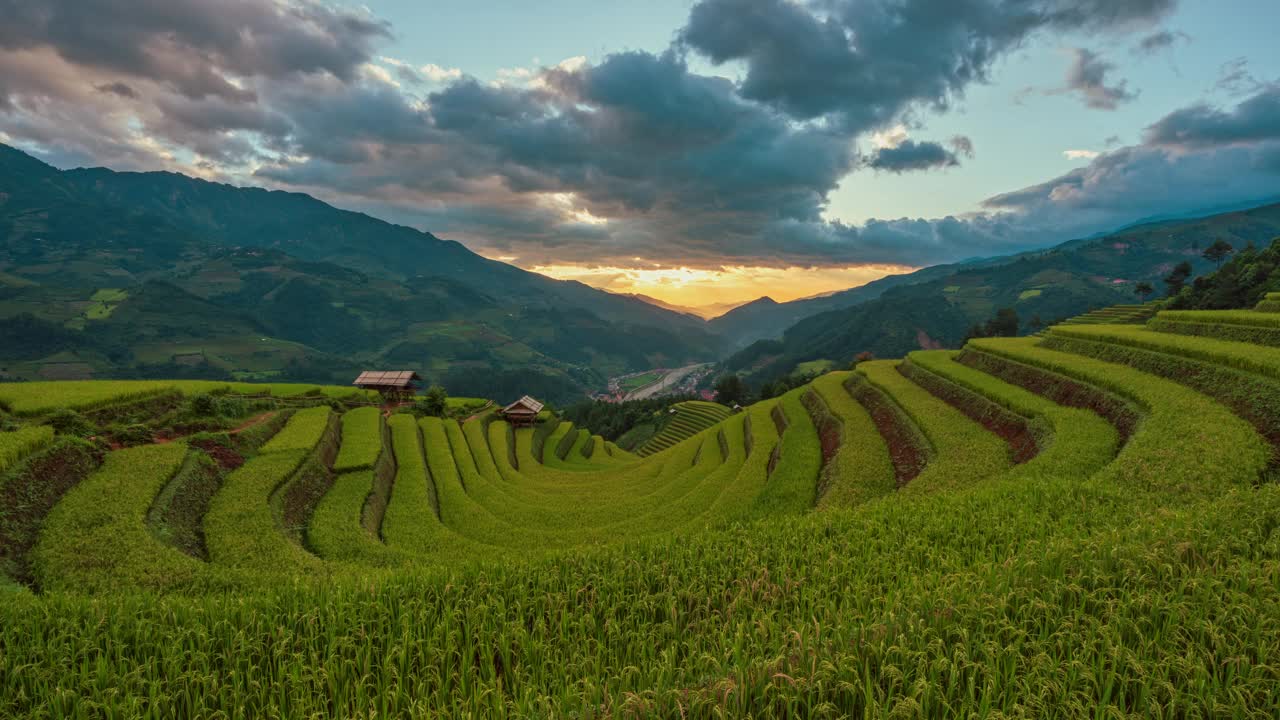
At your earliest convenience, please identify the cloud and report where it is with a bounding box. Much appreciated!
[865,137,972,173]
[1061,48,1137,110]
[1135,29,1189,54]
[422,63,463,84]
[1214,57,1263,97]
[0,0,389,98]
[14,0,1273,278]
[1144,84,1280,149]
[1063,149,1100,159]
[677,0,1172,130]
[93,82,138,99]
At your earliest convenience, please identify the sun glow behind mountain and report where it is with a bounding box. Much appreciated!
[522,263,917,317]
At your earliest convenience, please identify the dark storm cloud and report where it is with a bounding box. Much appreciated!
[1144,85,1280,149]
[420,51,858,224]
[1062,48,1137,110]
[866,138,971,173]
[0,0,389,98]
[678,0,1173,130]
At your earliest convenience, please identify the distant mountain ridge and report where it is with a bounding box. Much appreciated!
[0,144,721,402]
[7,141,1280,401]
[725,200,1280,385]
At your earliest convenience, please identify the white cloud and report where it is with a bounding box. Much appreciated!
[494,56,588,88]
[421,63,462,83]
[869,124,909,150]
[1063,149,1100,160]
[361,62,400,87]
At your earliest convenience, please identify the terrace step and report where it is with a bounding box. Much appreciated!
[857,359,1010,494]
[965,337,1269,496]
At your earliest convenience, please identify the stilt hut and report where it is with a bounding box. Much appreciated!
[501,395,544,427]
[353,370,422,402]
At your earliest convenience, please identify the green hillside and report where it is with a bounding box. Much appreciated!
[0,144,719,401]
[3,303,1279,716]
[723,205,1280,383]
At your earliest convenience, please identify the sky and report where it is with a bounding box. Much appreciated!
[2,0,1279,311]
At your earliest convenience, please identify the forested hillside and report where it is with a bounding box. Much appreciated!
[726,203,1280,385]
[0,145,719,402]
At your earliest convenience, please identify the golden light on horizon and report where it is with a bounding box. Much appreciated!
[527,262,918,317]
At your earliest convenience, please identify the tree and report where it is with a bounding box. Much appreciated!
[1203,239,1235,268]
[1028,314,1044,331]
[714,374,746,406]
[1134,281,1155,302]
[849,351,875,369]
[985,307,1020,338]
[1164,261,1193,296]
[415,385,448,417]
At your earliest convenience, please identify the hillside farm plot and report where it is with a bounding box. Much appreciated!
[4,304,1280,717]
[618,370,664,392]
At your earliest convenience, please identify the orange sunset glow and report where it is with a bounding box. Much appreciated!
[526,263,917,317]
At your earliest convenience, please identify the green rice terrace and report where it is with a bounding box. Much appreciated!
[2,305,1280,717]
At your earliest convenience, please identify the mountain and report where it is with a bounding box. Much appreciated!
[0,144,722,402]
[616,293,704,319]
[726,201,1280,384]
[708,262,970,349]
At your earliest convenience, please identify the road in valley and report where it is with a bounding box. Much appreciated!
[624,363,708,400]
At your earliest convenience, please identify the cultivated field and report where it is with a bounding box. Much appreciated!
[2,306,1279,717]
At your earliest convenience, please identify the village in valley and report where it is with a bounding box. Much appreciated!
[598,363,716,402]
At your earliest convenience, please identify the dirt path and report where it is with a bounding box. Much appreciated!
[463,401,494,423]
[229,411,275,434]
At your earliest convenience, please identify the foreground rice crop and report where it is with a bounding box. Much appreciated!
[2,307,1279,717]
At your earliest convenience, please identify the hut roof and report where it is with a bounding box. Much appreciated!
[353,370,422,389]
[502,395,544,414]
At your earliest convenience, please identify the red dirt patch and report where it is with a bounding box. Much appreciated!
[189,438,245,471]
[0,440,102,586]
[957,349,1139,442]
[848,377,928,486]
[899,361,1040,464]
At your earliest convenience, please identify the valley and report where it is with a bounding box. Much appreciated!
[9,143,1280,407]
[606,362,714,401]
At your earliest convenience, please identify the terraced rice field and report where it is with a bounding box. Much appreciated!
[635,400,734,456]
[2,308,1280,717]
[1058,302,1159,325]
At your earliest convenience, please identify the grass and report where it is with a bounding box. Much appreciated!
[0,426,54,474]
[967,337,1270,495]
[204,449,319,575]
[258,406,332,453]
[0,379,373,416]
[637,401,731,456]
[857,359,1011,494]
[809,371,896,509]
[31,444,213,593]
[7,305,1280,716]
[618,371,663,392]
[332,406,382,472]
[794,359,833,375]
[1048,323,1280,381]
[89,288,128,303]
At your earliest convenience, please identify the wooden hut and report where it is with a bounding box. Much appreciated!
[353,370,422,402]
[501,395,544,427]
